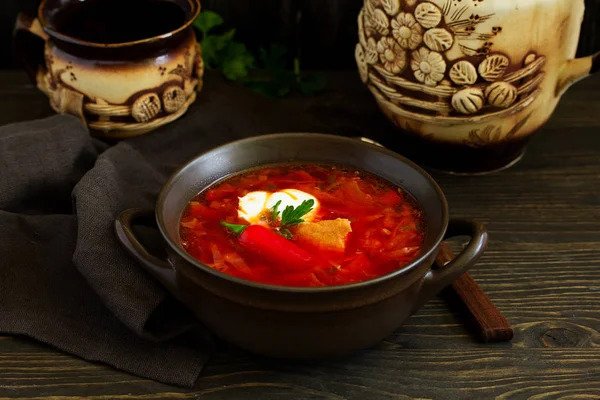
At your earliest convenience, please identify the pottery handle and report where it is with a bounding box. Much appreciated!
[114,208,179,294]
[556,51,600,96]
[13,13,49,83]
[413,219,488,313]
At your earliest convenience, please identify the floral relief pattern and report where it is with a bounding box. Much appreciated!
[365,38,379,64]
[414,2,442,29]
[449,60,478,85]
[355,43,369,83]
[381,0,401,16]
[378,37,407,74]
[411,47,446,86]
[355,0,547,136]
[423,28,454,52]
[365,7,390,36]
[38,41,204,139]
[392,13,423,50]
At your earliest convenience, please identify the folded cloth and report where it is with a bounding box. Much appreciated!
[0,72,321,387]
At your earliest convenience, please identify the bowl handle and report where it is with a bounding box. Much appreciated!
[413,219,488,312]
[114,208,178,293]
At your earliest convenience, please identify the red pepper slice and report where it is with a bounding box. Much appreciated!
[222,222,316,272]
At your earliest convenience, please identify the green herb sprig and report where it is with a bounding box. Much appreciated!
[193,11,327,98]
[280,199,315,227]
[270,200,282,222]
[193,11,254,81]
[244,44,327,98]
[270,199,315,239]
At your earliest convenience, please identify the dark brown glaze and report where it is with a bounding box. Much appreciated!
[46,29,196,63]
[114,134,488,358]
[48,31,197,72]
[37,0,199,61]
[53,0,187,44]
[384,126,533,174]
[174,254,430,358]
[39,0,199,45]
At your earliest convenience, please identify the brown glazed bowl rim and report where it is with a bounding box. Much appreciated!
[156,133,450,293]
[37,0,201,48]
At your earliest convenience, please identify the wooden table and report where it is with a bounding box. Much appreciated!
[1,70,599,399]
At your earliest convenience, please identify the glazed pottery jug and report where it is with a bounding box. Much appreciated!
[355,0,599,174]
[14,0,204,139]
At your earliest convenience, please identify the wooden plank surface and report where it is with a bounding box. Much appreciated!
[0,71,599,399]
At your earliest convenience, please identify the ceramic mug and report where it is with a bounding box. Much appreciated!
[355,0,599,174]
[14,0,204,139]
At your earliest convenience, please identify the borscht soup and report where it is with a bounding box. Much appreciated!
[179,164,425,287]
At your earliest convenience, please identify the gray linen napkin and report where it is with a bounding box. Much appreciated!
[0,72,323,387]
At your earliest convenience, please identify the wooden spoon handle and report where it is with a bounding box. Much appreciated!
[436,242,514,342]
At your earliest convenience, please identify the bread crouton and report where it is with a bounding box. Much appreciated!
[294,218,352,252]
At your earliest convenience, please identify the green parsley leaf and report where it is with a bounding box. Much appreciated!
[193,11,223,35]
[280,199,315,228]
[192,11,326,97]
[221,42,255,80]
[244,70,295,98]
[268,199,315,239]
[271,200,282,221]
[200,29,235,68]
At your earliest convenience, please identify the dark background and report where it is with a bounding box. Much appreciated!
[1,0,599,70]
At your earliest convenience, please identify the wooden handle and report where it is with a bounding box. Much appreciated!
[436,242,514,343]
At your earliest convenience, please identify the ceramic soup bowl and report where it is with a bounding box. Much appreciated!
[14,0,203,139]
[355,0,599,174]
[115,133,488,358]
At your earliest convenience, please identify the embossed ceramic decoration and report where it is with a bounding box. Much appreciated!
[14,0,203,139]
[356,0,599,174]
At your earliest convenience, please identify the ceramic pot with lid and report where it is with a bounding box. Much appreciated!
[14,0,204,139]
[355,0,599,174]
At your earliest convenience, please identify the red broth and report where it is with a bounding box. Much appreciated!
[179,164,425,287]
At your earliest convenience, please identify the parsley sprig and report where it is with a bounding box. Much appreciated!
[270,199,315,239]
[271,200,282,222]
[280,199,315,227]
[193,11,254,81]
[193,11,327,98]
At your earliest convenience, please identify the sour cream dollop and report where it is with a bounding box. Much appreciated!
[237,189,319,225]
